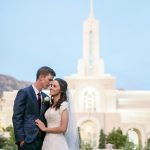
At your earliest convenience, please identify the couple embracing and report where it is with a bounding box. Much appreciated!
[12,66,79,150]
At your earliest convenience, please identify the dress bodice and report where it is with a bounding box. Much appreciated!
[45,101,68,128]
[42,101,76,150]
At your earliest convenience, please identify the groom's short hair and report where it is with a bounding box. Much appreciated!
[36,66,56,80]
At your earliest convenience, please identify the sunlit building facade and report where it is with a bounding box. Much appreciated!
[65,0,150,148]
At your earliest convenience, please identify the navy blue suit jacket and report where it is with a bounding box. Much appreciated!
[12,85,50,144]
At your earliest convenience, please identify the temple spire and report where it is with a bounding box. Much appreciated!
[89,0,94,18]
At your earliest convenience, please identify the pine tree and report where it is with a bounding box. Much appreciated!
[78,127,82,148]
[98,129,106,149]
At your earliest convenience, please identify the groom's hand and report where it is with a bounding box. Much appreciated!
[20,140,24,147]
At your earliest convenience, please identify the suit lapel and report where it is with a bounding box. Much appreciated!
[28,87,49,115]
[28,85,39,112]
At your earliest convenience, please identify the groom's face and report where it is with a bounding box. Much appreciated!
[41,74,54,89]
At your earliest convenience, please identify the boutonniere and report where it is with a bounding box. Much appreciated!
[42,96,51,104]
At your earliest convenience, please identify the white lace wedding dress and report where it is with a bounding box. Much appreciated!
[41,101,69,150]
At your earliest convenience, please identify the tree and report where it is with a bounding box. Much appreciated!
[78,127,82,148]
[106,127,127,149]
[0,135,7,148]
[121,136,135,150]
[81,143,92,150]
[3,126,17,150]
[98,129,106,149]
[144,138,150,150]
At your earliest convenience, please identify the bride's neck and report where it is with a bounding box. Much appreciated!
[53,95,60,105]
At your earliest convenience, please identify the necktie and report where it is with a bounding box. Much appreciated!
[37,93,41,112]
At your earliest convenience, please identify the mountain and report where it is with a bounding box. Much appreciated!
[0,74,32,93]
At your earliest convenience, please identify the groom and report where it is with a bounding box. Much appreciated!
[12,66,56,150]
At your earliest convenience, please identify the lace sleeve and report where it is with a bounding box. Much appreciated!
[59,101,68,114]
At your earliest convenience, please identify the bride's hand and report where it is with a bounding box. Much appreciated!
[35,119,46,131]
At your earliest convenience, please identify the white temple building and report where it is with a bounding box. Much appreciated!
[0,0,150,148]
[65,0,150,148]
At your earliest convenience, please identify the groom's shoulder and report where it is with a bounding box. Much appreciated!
[18,85,32,92]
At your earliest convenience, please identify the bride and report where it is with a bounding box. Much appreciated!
[35,78,79,150]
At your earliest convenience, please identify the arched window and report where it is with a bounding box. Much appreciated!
[127,128,142,148]
[80,120,97,147]
[81,88,98,112]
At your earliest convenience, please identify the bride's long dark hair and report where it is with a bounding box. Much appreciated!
[50,78,68,110]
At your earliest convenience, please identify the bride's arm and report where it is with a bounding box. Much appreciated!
[35,109,68,133]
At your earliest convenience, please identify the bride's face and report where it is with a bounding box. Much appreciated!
[50,80,61,96]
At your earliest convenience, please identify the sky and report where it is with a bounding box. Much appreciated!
[0,0,150,90]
